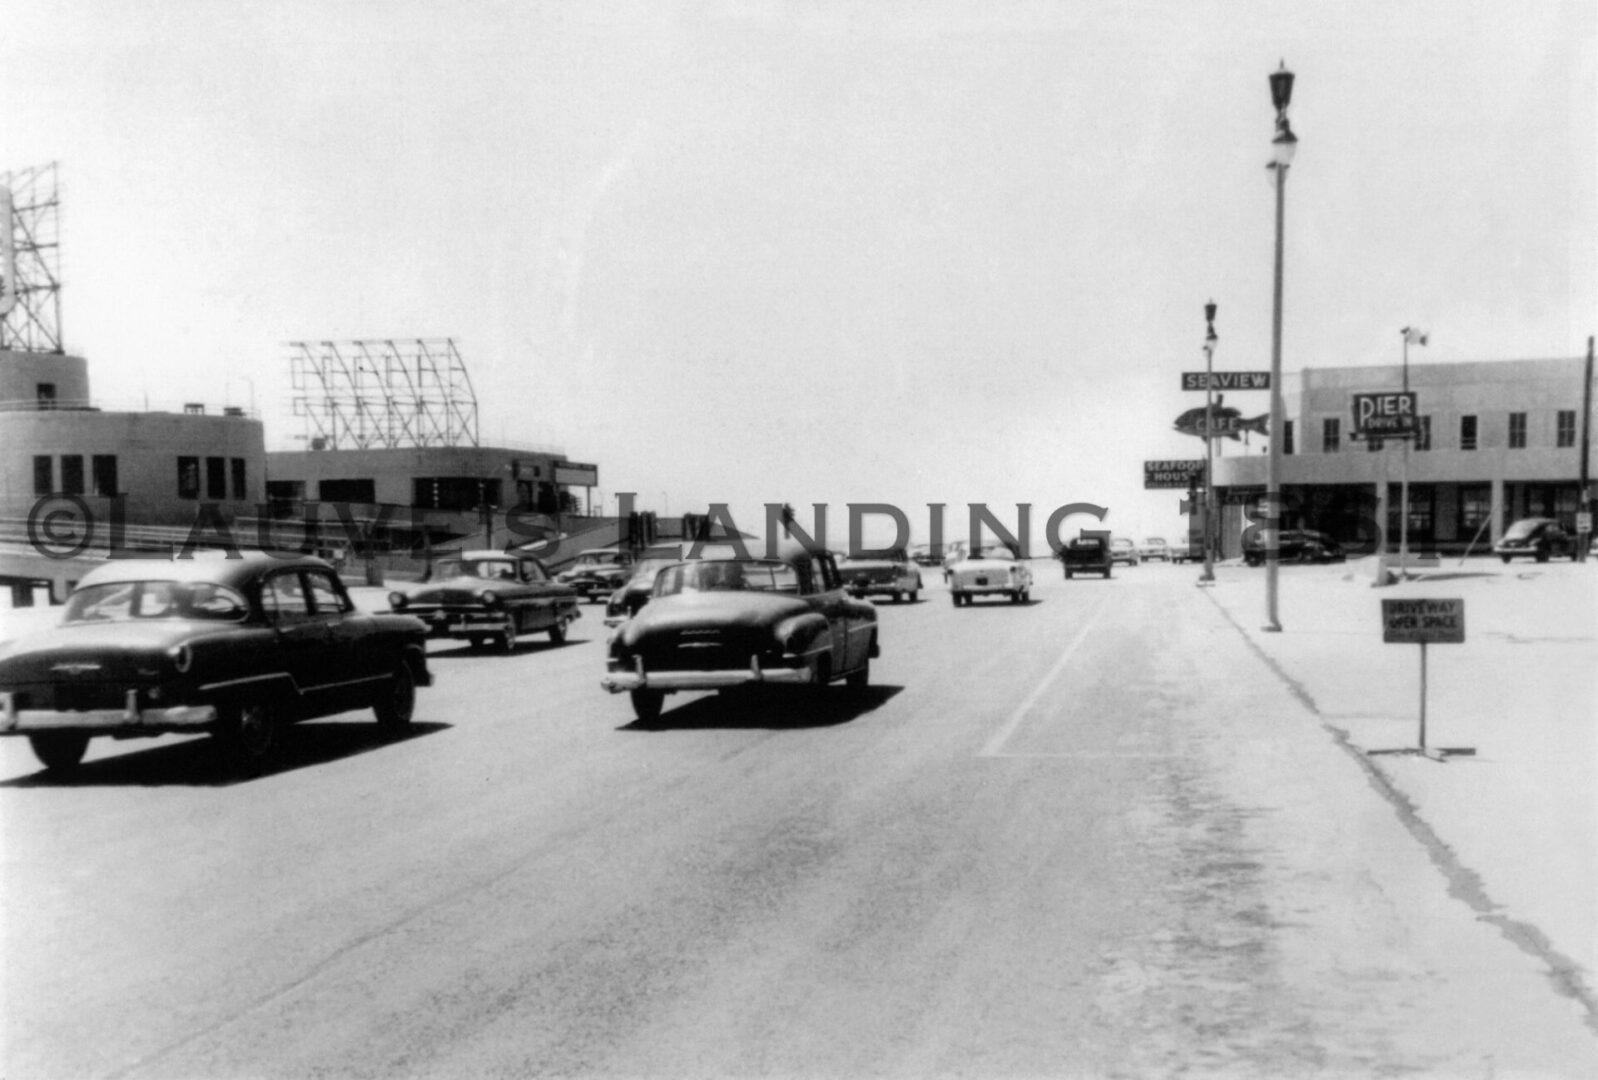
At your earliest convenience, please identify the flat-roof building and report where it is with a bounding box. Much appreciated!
[1212,357,1595,557]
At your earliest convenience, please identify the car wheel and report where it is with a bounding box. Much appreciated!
[468,635,485,649]
[1535,547,1550,563]
[548,619,567,644]
[29,732,89,773]
[217,700,280,776]
[951,593,962,607]
[846,658,869,692]
[630,688,664,723]
[374,662,416,732]
[909,590,919,602]
[1064,570,1073,579]
[1010,590,1020,603]
[1499,554,1511,564]
[496,618,517,653]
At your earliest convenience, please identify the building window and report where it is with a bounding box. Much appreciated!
[413,476,499,511]
[1322,417,1340,453]
[36,383,57,410]
[1557,410,1576,448]
[205,457,227,500]
[1460,414,1477,451]
[1283,419,1294,455]
[230,458,247,500]
[178,457,200,500]
[1458,485,1491,538]
[1365,434,1383,452]
[33,455,54,495]
[1508,412,1527,449]
[1415,415,1431,451]
[318,478,376,504]
[60,455,85,495]
[92,455,118,496]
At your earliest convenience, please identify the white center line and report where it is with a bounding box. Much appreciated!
[979,590,1113,757]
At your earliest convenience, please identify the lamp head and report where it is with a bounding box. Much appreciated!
[1269,61,1295,113]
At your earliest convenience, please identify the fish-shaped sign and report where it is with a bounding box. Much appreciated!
[1173,396,1270,440]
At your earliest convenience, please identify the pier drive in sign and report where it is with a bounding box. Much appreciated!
[1352,391,1418,439]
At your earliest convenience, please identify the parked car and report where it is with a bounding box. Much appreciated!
[1492,517,1579,563]
[1168,539,1198,563]
[1109,537,1140,566]
[947,543,1033,605]
[556,548,636,602]
[0,554,431,775]
[1138,537,1172,562]
[1058,534,1112,579]
[840,547,923,603]
[1241,529,1345,566]
[391,550,579,650]
[601,543,878,723]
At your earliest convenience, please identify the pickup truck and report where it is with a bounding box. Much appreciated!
[1058,534,1113,579]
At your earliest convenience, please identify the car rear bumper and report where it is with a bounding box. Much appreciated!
[0,691,218,733]
[601,655,813,693]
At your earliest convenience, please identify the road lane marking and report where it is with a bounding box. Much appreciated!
[979,590,1113,758]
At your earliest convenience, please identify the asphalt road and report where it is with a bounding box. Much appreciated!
[3,562,1595,1078]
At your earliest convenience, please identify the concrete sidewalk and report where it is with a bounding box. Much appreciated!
[1199,556,1597,1016]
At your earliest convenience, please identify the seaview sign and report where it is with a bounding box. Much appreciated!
[1181,371,1271,391]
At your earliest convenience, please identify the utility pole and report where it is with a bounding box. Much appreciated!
[1579,336,1594,562]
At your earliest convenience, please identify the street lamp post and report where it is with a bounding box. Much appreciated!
[1201,301,1219,583]
[1398,327,1427,578]
[1264,60,1297,633]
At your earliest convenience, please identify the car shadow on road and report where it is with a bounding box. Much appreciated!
[1,721,452,788]
[429,637,587,658]
[621,685,904,732]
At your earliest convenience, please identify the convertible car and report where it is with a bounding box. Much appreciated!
[0,554,430,775]
[391,550,579,650]
[601,543,878,722]
[839,547,922,602]
[947,543,1033,604]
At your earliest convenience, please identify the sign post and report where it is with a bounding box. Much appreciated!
[1371,598,1474,761]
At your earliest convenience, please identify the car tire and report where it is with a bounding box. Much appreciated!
[630,688,664,723]
[908,590,919,602]
[217,700,280,776]
[374,662,416,732]
[496,618,517,653]
[548,620,567,644]
[1499,554,1511,564]
[951,593,962,607]
[1010,590,1020,603]
[846,658,869,692]
[1535,547,1550,563]
[468,635,485,649]
[29,731,89,773]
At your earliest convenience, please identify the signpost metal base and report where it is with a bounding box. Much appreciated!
[1367,746,1476,762]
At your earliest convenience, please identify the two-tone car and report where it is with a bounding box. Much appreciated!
[947,543,1033,605]
[1108,537,1140,566]
[839,547,922,603]
[1138,537,1172,562]
[556,548,637,602]
[391,550,579,650]
[1492,517,1579,563]
[601,543,878,723]
[0,554,430,775]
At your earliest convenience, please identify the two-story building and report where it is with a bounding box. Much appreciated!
[1212,357,1595,557]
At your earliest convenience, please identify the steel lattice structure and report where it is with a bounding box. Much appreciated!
[1,163,64,353]
[288,338,480,450]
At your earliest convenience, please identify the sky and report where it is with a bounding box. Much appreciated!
[4,0,1595,548]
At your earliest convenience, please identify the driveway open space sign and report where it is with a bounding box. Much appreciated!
[1352,391,1418,438]
[1382,598,1465,644]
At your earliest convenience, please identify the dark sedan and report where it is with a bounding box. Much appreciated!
[391,550,580,651]
[1242,529,1345,566]
[0,554,430,775]
[1492,517,1579,563]
[601,543,878,723]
